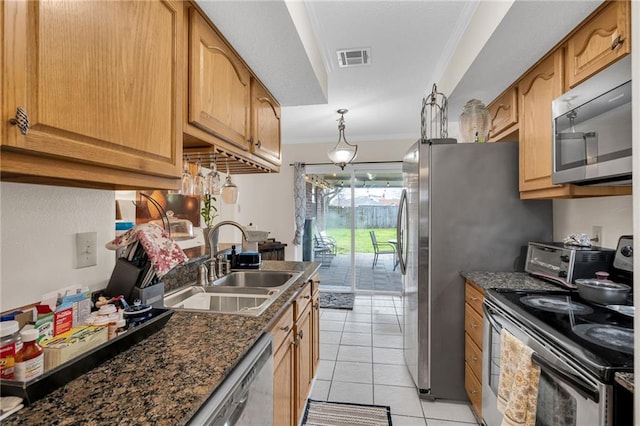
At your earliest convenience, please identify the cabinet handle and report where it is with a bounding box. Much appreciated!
[611,35,625,50]
[472,356,478,362]
[470,388,478,395]
[256,140,262,149]
[303,295,310,300]
[469,296,479,302]
[471,323,478,329]
[9,107,30,135]
[280,325,290,332]
[298,330,304,340]
[313,302,319,310]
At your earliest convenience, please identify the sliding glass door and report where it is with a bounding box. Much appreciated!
[305,164,402,294]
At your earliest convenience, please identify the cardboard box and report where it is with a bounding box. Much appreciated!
[34,306,54,344]
[61,291,92,327]
[53,303,73,336]
[40,326,108,371]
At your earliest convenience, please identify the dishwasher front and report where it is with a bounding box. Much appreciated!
[188,333,273,425]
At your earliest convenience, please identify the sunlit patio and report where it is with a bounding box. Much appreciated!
[316,252,402,293]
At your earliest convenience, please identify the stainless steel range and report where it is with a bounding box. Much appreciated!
[482,236,633,426]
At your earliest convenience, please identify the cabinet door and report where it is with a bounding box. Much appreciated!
[274,332,295,426]
[311,290,320,376]
[188,9,251,151]
[566,0,630,88]
[3,0,182,179]
[250,78,281,165]
[518,50,564,194]
[487,87,518,141]
[295,303,313,422]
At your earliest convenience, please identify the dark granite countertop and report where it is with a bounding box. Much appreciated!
[5,260,320,425]
[461,271,564,292]
[616,372,634,393]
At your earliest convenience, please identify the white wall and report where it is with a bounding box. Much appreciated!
[0,183,115,311]
[553,196,633,249]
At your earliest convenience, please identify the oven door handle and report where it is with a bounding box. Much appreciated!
[482,302,503,331]
[531,352,600,403]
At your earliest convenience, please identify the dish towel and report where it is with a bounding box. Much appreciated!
[497,329,541,426]
[105,223,188,278]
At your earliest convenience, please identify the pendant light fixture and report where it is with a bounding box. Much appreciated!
[221,158,238,204]
[328,108,358,170]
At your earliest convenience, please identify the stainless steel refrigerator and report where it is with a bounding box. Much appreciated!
[396,139,552,400]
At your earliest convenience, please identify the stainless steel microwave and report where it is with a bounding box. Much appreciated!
[552,55,631,185]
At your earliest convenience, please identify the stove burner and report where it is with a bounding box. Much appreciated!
[520,295,594,315]
[572,324,634,354]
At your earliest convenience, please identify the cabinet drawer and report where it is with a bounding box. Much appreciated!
[294,281,312,321]
[465,303,483,348]
[465,362,482,419]
[487,87,518,140]
[465,333,483,380]
[271,304,294,353]
[465,282,484,315]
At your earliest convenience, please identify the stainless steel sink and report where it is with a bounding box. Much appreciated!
[163,270,302,316]
[213,271,298,288]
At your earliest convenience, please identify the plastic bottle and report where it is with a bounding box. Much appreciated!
[14,329,44,381]
[0,321,23,380]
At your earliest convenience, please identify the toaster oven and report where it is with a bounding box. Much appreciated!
[525,242,615,288]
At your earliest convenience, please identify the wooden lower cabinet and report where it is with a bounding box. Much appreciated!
[311,287,320,376]
[271,279,318,426]
[296,303,313,418]
[464,281,484,420]
[273,329,295,426]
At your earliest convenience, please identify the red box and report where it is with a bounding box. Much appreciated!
[54,306,73,336]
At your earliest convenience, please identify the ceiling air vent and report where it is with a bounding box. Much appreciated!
[336,48,371,68]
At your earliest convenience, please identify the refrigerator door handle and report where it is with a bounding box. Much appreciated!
[397,188,408,275]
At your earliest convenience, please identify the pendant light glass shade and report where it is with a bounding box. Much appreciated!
[328,109,358,170]
[221,158,238,204]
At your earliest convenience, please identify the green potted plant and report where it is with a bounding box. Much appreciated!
[201,194,219,247]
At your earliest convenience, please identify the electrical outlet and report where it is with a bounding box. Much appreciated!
[76,232,97,268]
[592,226,603,244]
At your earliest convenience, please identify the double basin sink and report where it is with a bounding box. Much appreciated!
[163,270,303,316]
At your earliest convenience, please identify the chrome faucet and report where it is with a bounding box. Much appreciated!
[208,220,249,263]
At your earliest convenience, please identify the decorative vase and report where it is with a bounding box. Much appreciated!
[459,99,491,143]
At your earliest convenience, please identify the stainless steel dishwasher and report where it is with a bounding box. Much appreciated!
[188,333,273,425]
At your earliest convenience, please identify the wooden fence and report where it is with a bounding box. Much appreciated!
[326,205,398,228]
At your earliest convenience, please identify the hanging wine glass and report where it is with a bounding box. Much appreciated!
[180,158,194,196]
[205,155,221,195]
[221,158,238,204]
[193,158,206,196]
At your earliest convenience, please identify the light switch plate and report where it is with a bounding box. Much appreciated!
[76,232,97,268]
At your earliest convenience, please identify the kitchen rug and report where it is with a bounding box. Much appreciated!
[319,292,355,310]
[302,399,392,426]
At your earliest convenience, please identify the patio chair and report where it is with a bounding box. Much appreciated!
[314,234,335,266]
[315,227,338,255]
[369,230,396,268]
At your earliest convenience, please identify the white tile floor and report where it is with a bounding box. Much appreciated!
[309,294,480,426]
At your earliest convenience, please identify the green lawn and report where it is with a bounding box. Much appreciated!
[325,228,397,254]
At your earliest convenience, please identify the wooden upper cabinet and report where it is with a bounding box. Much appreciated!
[188,9,251,151]
[518,50,564,195]
[2,0,182,183]
[565,0,630,89]
[251,79,282,165]
[487,87,518,142]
